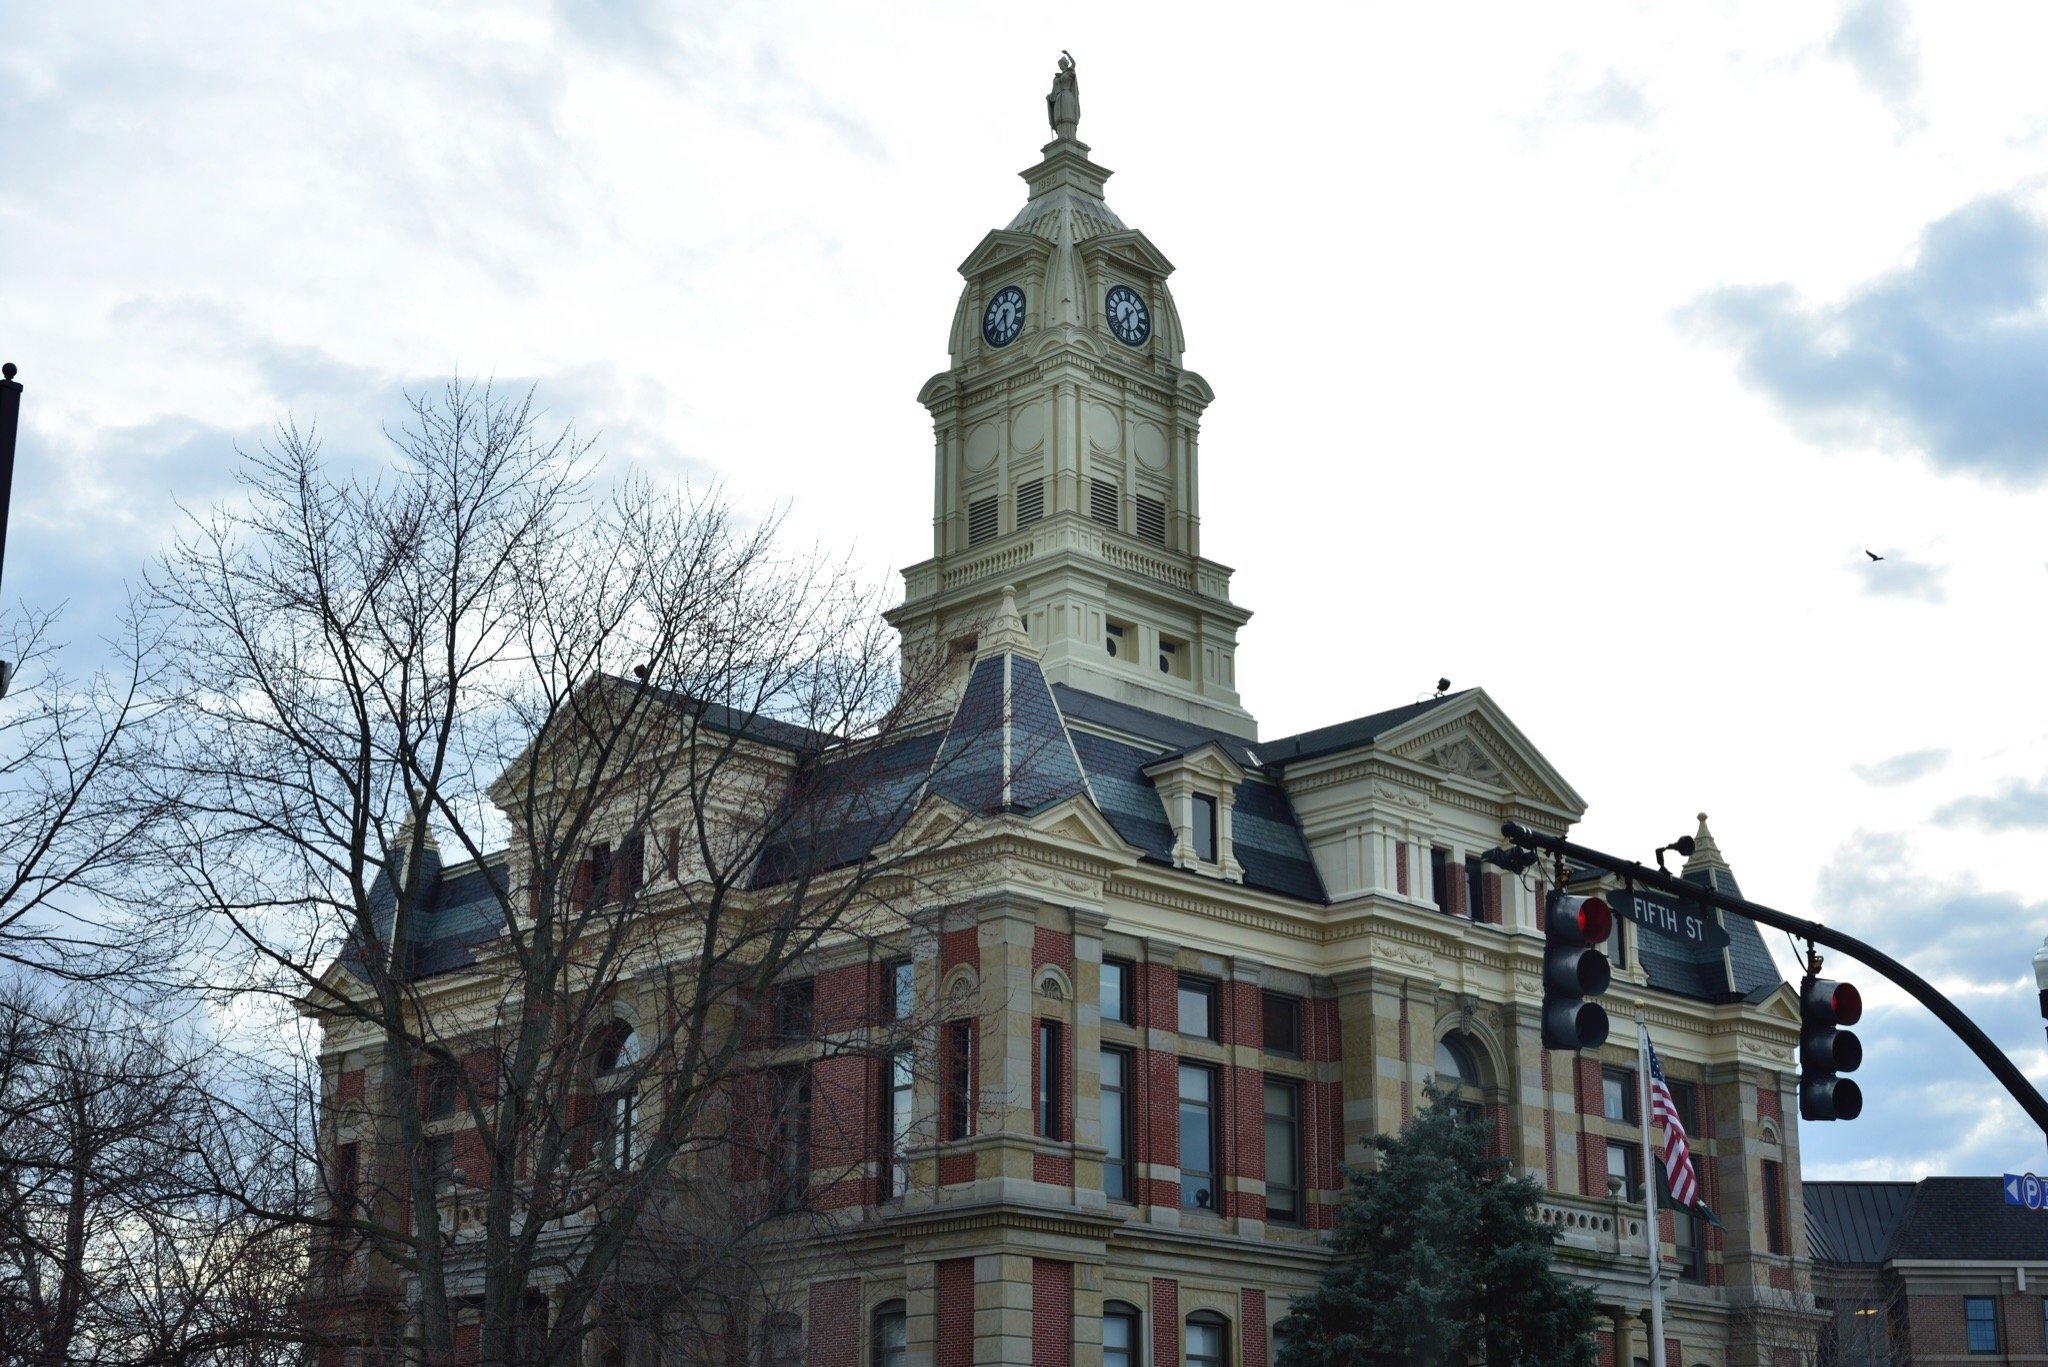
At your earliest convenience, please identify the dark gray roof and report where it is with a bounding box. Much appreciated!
[1053,685,1326,903]
[1806,1182,1916,1264]
[1887,1178,2048,1262]
[634,677,840,753]
[1255,693,1468,767]
[356,851,509,981]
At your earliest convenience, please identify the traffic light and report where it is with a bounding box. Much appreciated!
[1800,975,1864,1121]
[1542,892,1613,1050]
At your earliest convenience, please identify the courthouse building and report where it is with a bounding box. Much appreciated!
[316,64,1821,1366]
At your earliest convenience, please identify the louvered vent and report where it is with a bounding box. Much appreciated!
[1016,479,1046,528]
[1088,479,1119,529]
[1135,495,1166,545]
[967,496,999,545]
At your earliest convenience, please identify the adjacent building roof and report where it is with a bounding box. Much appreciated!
[1805,1181,1917,1264]
[1809,1177,2048,1265]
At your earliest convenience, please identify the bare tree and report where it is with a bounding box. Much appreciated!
[0,606,169,983]
[0,983,303,1365]
[147,382,987,1363]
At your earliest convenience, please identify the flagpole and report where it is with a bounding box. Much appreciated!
[1635,1006,1666,1367]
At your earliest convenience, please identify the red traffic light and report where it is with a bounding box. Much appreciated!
[1576,896,1612,945]
[1830,981,1862,1026]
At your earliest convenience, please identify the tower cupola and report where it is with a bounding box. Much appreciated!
[888,55,1254,736]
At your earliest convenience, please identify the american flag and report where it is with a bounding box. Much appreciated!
[1647,1041,1701,1211]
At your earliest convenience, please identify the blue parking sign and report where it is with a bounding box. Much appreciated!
[2004,1173,2046,1209]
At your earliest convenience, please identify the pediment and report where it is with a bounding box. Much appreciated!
[1141,741,1246,788]
[958,229,1054,280]
[1078,229,1175,279]
[1380,689,1586,818]
[1025,793,1143,863]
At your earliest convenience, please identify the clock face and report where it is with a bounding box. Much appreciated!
[982,286,1026,348]
[1105,285,1151,346]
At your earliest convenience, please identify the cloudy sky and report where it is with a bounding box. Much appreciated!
[7,1,2048,1180]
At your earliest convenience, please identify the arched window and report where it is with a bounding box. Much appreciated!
[872,1299,907,1367]
[1103,1300,1141,1367]
[1185,1311,1229,1367]
[1435,1032,1486,1130]
[595,1020,640,1168]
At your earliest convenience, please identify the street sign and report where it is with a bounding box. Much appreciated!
[1607,888,1731,952]
[2002,1173,2046,1210]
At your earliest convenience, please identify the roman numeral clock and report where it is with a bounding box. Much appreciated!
[1105,284,1150,346]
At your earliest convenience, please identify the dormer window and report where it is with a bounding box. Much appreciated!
[1191,793,1217,863]
[1141,744,1246,883]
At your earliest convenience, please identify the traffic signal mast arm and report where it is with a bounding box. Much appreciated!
[1500,820,2048,1141]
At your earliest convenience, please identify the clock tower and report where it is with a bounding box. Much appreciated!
[887,57,1255,737]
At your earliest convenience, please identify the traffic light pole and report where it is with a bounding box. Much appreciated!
[1500,821,2048,1141]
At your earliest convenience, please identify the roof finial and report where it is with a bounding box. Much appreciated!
[1681,811,1731,877]
[1046,50,1080,141]
[977,583,1036,659]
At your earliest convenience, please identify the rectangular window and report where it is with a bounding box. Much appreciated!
[426,1132,456,1191]
[1016,479,1046,528]
[1430,847,1452,914]
[1089,478,1119,529]
[1762,1158,1787,1254]
[1036,1020,1063,1140]
[770,1065,811,1211]
[1668,1079,1700,1137]
[1465,854,1484,920]
[587,840,614,905]
[1178,1062,1218,1211]
[887,958,914,1021]
[1101,959,1132,1025]
[1157,636,1186,678]
[1261,991,1303,1056]
[1672,1206,1704,1282]
[885,1050,913,1198]
[1103,1308,1137,1367]
[1135,493,1167,544]
[1105,620,1128,660]
[1602,1067,1637,1124]
[1177,976,1217,1040]
[424,1059,461,1121]
[967,495,998,545]
[334,1142,359,1221]
[1606,1140,1639,1201]
[1966,1296,1998,1353]
[942,1019,974,1141]
[1264,1077,1302,1223]
[1101,1047,1131,1201]
[771,979,813,1043]
[1191,793,1218,863]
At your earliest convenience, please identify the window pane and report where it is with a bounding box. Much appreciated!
[1101,1049,1128,1200]
[1261,993,1302,1056]
[1104,1311,1135,1367]
[1101,961,1130,1025]
[1966,1297,1997,1352]
[1037,1021,1062,1139]
[1603,1070,1633,1123]
[1430,847,1451,913]
[874,1306,907,1367]
[1178,1064,1215,1209]
[1606,1142,1636,1199]
[1192,794,1218,863]
[1186,1317,1226,1367]
[891,959,914,1020]
[1264,1079,1299,1221]
[888,1052,913,1197]
[1178,978,1214,1039]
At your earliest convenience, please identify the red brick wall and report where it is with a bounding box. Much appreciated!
[1241,1289,1268,1367]
[1138,1049,1180,1208]
[1757,1084,1782,1124]
[1139,961,1178,1032]
[813,963,876,1036]
[1031,1260,1072,1367]
[1306,998,1341,1063]
[940,926,978,973]
[334,1068,364,1106]
[1576,1057,1606,1197]
[1034,926,1073,975]
[1447,869,1467,917]
[807,1277,859,1367]
[1305,1077,1342,1229]
[1223,980,1259,1048]
[1396,841,1410,895]
[1150,1280,1178,1367]
[1225,1063,1263,1220]
[1595,1329,1616,1367]
[937,1258,975,1367]
[938,1152,976,1186]
[1480,872,1501,924]
[1905,1291,2047,1357]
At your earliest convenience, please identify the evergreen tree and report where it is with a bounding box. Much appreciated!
[1275,1087,1600,1367]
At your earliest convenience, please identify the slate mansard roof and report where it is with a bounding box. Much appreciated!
[1808,1178,2048,1265]
[358,652,1781,1010]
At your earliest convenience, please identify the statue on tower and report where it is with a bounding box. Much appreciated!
[1046,51,1080,140]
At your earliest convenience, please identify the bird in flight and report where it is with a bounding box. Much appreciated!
[1865,549,1885,562]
